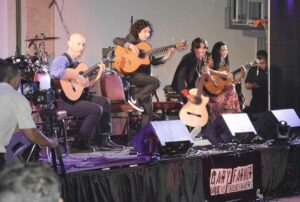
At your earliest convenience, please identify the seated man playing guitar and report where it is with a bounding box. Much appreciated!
[113,19,175,129]
[50,33,124,151]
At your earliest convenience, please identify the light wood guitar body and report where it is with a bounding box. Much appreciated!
[179,89,209,127]
[59,63,89,101]
[179,75,209,128]
[113,40,187,74]
[58,51,114,101]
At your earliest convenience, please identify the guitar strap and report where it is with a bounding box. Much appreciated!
[62,52,77,68]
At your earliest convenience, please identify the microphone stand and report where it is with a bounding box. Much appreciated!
[49,0,70,38]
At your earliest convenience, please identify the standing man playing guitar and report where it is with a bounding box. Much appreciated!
[113,19,175,129]
[50,33,124,151]
[171,37,210,128]
[171,38,210,104]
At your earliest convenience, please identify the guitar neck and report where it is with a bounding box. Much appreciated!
[195,76,206,96]
[150,44,177,55]
[231,63,252,75]
[82,57,110,78]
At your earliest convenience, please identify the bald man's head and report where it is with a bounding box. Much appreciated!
[68,33,86,58]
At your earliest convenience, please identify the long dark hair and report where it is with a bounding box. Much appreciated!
[211,41,229,69]
[191,37,208,52]
[130,19,153,40]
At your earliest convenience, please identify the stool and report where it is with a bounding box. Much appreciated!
[55,110,80,156]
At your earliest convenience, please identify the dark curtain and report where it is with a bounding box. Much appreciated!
[62,157,204,202]
[270,0,300,115]
[261,144,300,197]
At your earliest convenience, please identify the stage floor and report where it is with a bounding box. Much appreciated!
[40,148,150,173]
[39,141,300,202]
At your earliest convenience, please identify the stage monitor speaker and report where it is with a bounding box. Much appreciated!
[131,120,193,155]
[5,132,39,165]
[253,109,300,140]
[5,132,40,164]
[203,113,257,145]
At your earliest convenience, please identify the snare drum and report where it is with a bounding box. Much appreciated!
[34,69,51,90]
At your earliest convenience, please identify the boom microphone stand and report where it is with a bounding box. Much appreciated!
[49,0,70,38]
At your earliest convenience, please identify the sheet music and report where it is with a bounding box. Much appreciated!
[272,109,300,127]
[222,113,257,136]
[151,120,193,146]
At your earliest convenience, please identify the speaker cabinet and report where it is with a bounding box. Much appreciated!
[253,109,300,140]
[131,120,193,155]
[203,113,257,145]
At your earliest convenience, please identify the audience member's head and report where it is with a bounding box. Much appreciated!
[0,60,21,90]
[0,162,63,202]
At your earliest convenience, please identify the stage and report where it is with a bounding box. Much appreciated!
[50,141,300,202]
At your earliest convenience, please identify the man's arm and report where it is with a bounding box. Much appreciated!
[50,56,89,86]
[245,67,258,89]
[89,63,106,87]
[22,128,58,148]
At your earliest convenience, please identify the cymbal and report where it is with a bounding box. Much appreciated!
[25,36,60,41]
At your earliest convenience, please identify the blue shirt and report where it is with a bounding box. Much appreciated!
[50,52,78,79]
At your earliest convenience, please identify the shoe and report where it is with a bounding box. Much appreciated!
[99,134,125,151]
[71,140,90,151]
[128,96,144,112]
[129,147,137,155]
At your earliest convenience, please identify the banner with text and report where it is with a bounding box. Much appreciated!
[210,164,253,196]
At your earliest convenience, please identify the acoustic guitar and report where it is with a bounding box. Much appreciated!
[179,75,209,128]
[58,51,114,101]
[113,40,187,73]
[204,65,232,95]
[204,61,257,95]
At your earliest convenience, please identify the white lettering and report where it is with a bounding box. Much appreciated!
[209,164,254,196]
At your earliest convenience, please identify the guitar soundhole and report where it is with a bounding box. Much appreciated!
[139,50,146,58]
[195,97,202,105]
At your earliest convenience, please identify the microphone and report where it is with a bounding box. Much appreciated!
[48,0,56,8]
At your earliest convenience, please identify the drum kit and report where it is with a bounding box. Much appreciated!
[5,33,59,99]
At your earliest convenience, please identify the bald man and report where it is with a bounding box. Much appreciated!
[50,33,124,151]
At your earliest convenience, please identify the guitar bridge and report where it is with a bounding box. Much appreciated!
[187,112,202,118]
